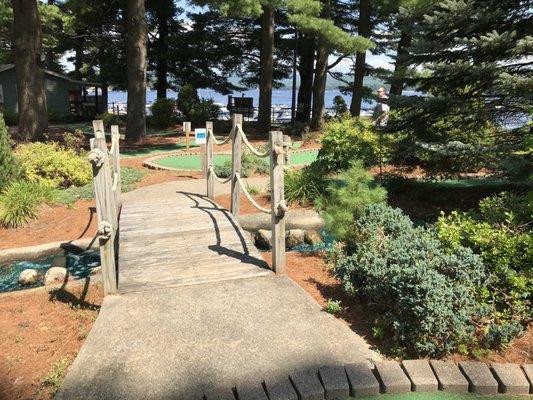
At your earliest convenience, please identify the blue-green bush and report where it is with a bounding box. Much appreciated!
[333,203,487,356]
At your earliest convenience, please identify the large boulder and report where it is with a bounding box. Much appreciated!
[255,229,272,250]
[304,230,323,246]
[18,269,40,286]
[44,267,68,285]
[285,229,305,248]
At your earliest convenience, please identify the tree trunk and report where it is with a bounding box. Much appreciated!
[125,0,147,143]
[350,0,371,116]
[11,0,47,141]
[389,29,412,97]
[310,0,331,131]
[74,32,84,81]
[296,35,315,123]
[257,4,274,133]
[154,0,171,99]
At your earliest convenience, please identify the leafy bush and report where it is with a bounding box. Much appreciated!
[314,116,381,172]
[334,203,487,356]
[176,84,200,120]
[150,98,177,128]
[332,95,348,117]
[16,142,92,189]
[0,113,22,190]
[62,131,85,152]
[0,180,57,228]
[435,192,532,333]
[317,162,387,242]
[284,166,327,206]
[95,112,121,129]
[323,299,342,314]
[190,99,220,126]
[1,109,18,126]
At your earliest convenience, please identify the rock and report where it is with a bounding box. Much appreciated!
[44,267,68,285]
[285,229,305,248]
[304,230,322,246]
[51,255,67,269]
[255,229,272,250]
[18,269,40,286]
[91,266,102,275]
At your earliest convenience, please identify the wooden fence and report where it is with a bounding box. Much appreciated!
[193,114,290,274]
[88,120,122,295]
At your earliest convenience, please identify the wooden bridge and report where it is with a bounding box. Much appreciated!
[88,115,290,295]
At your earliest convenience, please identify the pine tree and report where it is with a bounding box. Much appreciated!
[0,114,21,190]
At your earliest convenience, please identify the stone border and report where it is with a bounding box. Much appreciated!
[0,237,98,263]
[142,148,318,172]
[202,360,533,399]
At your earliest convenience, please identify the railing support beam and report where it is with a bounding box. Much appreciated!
[206,121,214,199]
[230,114,243,216]
[270,130,287,274]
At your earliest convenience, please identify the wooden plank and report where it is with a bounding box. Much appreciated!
[269,130,286,274]
[110,125,122,209]
[183,121,191,150]
[230,114,242,216]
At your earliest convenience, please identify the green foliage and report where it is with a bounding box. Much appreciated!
[15,142,92,189]
[284,166,327,206]
[333,203,487,356]
[0,180,57,228]
[149,98,177,128]
[0,113,22,191]
[95,112,122,129]
[314,117,384,172]
[318,163,387,242]
[190,99,221,126]
[435,192,533,333]
[332,95,347,117]
[176,84,200,121]
[323,299,342,314]
[213,154,268,179]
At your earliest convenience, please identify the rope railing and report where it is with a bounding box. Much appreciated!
[194,113,289,274]
[87,120,122,295]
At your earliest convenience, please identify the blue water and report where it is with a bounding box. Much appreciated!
[0,251,100,293]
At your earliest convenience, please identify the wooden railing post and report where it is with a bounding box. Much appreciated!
[230,114,243,216]
[183,121,191,150]
[269,130,287,274]
[110,125,122,209]
[206,121,214,200]
[89,120,118,295]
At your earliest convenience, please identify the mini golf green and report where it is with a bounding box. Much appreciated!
[152,149,319,170]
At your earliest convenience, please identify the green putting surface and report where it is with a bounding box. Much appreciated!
[355,393,525,400]
[121,143,199,158]
[152,149,319,170]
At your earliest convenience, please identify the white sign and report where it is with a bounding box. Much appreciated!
[195,128,207,145]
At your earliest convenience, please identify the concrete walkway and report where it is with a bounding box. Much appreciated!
[56,180,380,399]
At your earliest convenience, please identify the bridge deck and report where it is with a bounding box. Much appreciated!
[118,192,271,293]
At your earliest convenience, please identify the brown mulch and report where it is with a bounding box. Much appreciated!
[262,251,533,364]
[0,281,103,400]
[0,200,97,251]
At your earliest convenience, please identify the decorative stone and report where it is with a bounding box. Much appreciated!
[285,229,305,248]
[255,229,272,250]
[522,364,533,393]
[345,362,380,397]
[91,266,102,275]
[44,267,68,285]
[318,365,349,399]
[374,361,411,394]
[304,230,323,246]
[18,269,40,286]
[402,360,438,392]
[429,360,469,393]
[51,255,67,269]
[264,377,298,400]
[491,363,530,395]
[289,369,325,400]
[458,361,498,395]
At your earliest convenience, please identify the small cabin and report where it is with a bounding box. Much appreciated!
[0,64,106,121]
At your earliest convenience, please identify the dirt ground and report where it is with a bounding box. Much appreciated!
[262,251,533,365]
[0,280,103,400]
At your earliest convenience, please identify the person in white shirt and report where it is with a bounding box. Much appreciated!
[373,87,390,127]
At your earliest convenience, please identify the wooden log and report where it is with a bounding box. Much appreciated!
[90,120,118,295]
[230,114,243,216]
[183,121,191,150]
[111,125,122,209]
[269,130,286,274]
[206,121,214,199]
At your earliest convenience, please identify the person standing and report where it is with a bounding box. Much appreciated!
[373,87,390,127]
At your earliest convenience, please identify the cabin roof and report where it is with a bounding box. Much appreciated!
[0,64,102,87]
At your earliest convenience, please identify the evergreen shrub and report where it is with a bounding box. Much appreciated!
[284,166,327,206]
[150,98,177,128]
[333,203,487,356]
[0,113,22,190]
